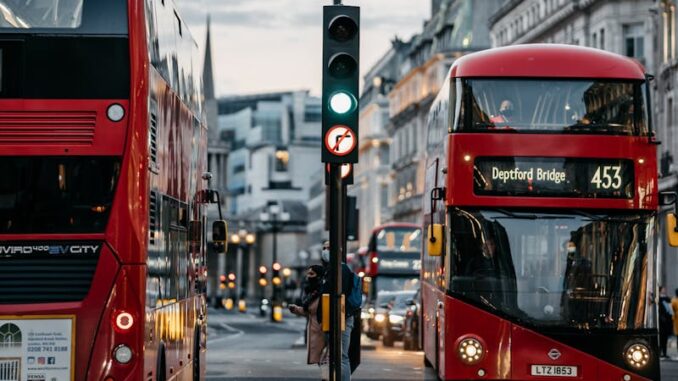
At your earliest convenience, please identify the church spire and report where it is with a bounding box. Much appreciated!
[203,15,216,100]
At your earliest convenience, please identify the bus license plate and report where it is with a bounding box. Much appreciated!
[530,365,577,377]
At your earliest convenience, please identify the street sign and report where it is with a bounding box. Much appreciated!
[324,125,356,157]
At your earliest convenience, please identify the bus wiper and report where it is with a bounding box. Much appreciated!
[493,209,574,220]
[563,124,615,133]
[572,210,647,223]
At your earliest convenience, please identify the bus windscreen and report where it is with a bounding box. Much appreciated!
[0,157,120,233]
[0,0,84,29]
[464,79,647,136]
[448,208,655,330]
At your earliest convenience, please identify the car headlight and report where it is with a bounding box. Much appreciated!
[361,311,370,320]
[389,315,404,324]
[458,337,484,365]
[375,314,385,323]
[624,342,651,369]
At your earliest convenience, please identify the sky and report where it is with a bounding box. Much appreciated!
[176,0,431,97]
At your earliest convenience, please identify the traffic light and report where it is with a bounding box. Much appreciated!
[272,262,282,286]
[322,4,360,164]
[259,266,268,287]
[219,274,227,290]
[227,273,236,289]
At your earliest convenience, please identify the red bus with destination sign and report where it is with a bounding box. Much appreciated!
[0,1,214,380]
[422,44,664,380]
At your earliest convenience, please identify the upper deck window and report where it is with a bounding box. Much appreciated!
[463,79,647,136]
[0,0,83,29]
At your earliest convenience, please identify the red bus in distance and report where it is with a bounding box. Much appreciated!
[361,223,421,340]
[423,44,661,380]
[0,1,212,380]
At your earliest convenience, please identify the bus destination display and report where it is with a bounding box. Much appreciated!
[474,157,634,198]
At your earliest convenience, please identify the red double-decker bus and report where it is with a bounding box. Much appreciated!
[422,44,662,380]
[0,1,212,380]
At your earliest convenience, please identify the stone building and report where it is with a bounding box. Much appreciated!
[387,0,501,223]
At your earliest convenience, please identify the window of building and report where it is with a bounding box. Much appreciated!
[274,150,289,172]
[233,164,246,174]
[600,28,605,50]
[624,23,645,60]
[304,104,321,122]
[592,32,597,48]
[668,97,674,147]
[663,5,676,62]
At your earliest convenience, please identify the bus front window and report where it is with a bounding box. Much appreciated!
[0,0,84,28]
[463,79,647,136]
[448,208,655,330]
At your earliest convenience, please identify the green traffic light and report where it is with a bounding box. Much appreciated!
[329,91,353,114]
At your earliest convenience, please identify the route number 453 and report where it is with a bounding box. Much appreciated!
[591,166,622,189]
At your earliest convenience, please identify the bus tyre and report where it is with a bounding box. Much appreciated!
[156,342,167,381]
[382,332,394,347]
[193,326,201,381]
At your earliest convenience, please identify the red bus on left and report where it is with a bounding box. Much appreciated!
[0,1,223,380]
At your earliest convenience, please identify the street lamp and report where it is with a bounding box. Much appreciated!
[230,228,256,313]
[260,202,290,322]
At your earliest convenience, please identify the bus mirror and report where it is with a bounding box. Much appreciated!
[212,220,228,252]
[666,214,678,247]
[428,224,443,256]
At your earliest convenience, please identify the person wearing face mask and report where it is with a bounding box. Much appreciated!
[316,240,361,381]
[289,265,326,367]
[490,99,514,126]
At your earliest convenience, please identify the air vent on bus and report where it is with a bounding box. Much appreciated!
[0,255,99,304]
[149,190,158,246]
[149,100,159,171]
[0,110,97,145]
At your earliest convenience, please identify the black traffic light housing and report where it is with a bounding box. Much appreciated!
[322,5,360,164]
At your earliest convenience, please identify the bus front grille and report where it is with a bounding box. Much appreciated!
[0,256,99,304]
[0,110,97,146]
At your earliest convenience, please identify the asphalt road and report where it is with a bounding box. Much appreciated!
[206,308,678,380]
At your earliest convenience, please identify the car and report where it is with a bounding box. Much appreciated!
[381,290,417,347]
[402,288,422,351]
[362,291,397,340]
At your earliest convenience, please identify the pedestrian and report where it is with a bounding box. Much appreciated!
[659,286,673,358]
[288,265,327,367]
[317,240,361,381]
[672,289,678,349]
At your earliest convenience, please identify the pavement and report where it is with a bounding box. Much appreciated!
[206,307,678,380]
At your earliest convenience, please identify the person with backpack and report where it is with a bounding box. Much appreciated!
[659,286,674,358]
[317,241,361,381]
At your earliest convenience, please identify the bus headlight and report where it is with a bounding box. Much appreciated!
[389,315,404,324]
[113,344,133,364]
[374,314,385,323]
[624,342,650,369]
[107,103,125,122]
[458,337,484,364]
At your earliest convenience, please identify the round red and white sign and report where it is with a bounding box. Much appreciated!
[324,125,356,157]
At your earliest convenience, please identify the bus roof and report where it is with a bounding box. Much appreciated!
[450,44,646,80]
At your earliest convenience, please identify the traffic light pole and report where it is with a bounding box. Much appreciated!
[328,163,343,381]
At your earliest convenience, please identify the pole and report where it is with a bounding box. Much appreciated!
[333,0,341,4]
[328,163,343,381]
[236,243,243,301]
[270,216,278,322]
[217,252,226,307]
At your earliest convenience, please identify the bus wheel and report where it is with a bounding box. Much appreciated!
[156,343,167,381]
[193,326,201,381]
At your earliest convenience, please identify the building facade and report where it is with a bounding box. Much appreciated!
[387,0,501,223]
[218,91,322,296]
[350,39,410,247]
[654,0,678,294]
[490,0,654,72]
